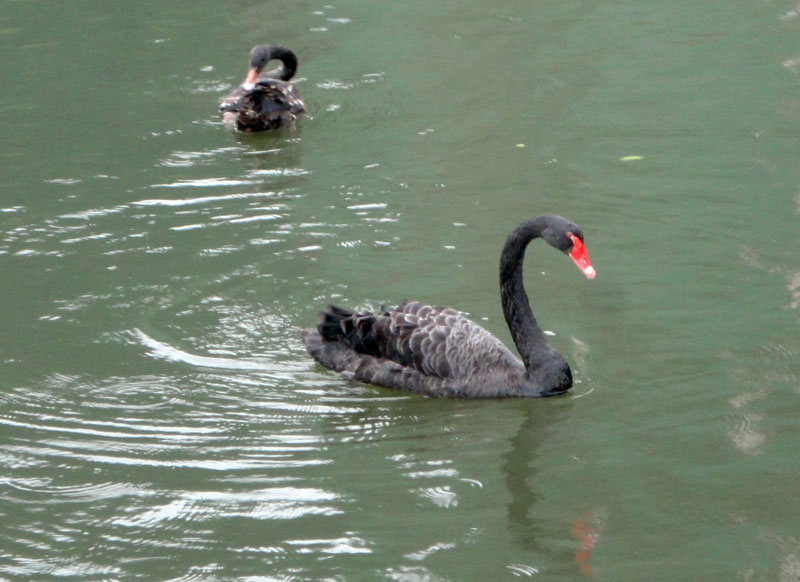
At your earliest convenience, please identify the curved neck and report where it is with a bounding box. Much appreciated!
[499,218,551,371]
[260,47,298,81]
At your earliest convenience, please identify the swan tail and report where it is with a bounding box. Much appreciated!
[301,325,457,397]
[315,304,381,356]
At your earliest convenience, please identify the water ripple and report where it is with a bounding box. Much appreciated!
[6,480,149,503]
[285,534,372,555]
[114,487,345,527]
[134,190,279,207]
[507,563,541,577]
[726,390,767,456]
[414,486,459,508]
[148,177,259,189]
[134,328,301,373]
[156,146,244,168]
[404,541,457,561]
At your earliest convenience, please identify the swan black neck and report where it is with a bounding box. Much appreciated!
[249,45,298,81]
[499,217,558,371]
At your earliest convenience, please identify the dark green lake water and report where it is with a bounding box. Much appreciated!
[2,1,800,580]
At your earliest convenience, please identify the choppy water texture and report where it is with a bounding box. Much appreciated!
[1,1,800,580]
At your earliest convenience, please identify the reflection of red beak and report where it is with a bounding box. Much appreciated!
[568,234,596,279]
[243,68,259,86]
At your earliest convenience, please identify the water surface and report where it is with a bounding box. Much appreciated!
[2,0,800,580]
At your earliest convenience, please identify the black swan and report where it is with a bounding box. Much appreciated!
[218,44,306,132]
[302,215,596,398]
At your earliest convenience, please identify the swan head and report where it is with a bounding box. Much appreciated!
[243,45,277,87]
[526,354,573,396]
[248,44,275,73]
[535,215,596,279]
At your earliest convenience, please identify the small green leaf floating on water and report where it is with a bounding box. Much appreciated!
[619,155,644,161]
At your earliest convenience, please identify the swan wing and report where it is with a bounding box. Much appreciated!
[382,301,522,379]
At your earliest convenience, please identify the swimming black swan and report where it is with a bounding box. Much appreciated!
[219,44,305,132]
[302,215,596,398]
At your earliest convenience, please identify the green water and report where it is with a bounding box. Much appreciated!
[2,0,800,580]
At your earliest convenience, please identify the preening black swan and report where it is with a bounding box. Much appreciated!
[302,215,596,398]
[219,44,306,132]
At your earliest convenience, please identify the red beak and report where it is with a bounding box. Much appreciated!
[244,68,259,86]
[568,234,596,279]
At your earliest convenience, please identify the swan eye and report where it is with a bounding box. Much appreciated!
[567,233,582,251]
[566,232,578,247]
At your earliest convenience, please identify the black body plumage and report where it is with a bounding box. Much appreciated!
[219,45,305,132]
[303,215,593,398]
